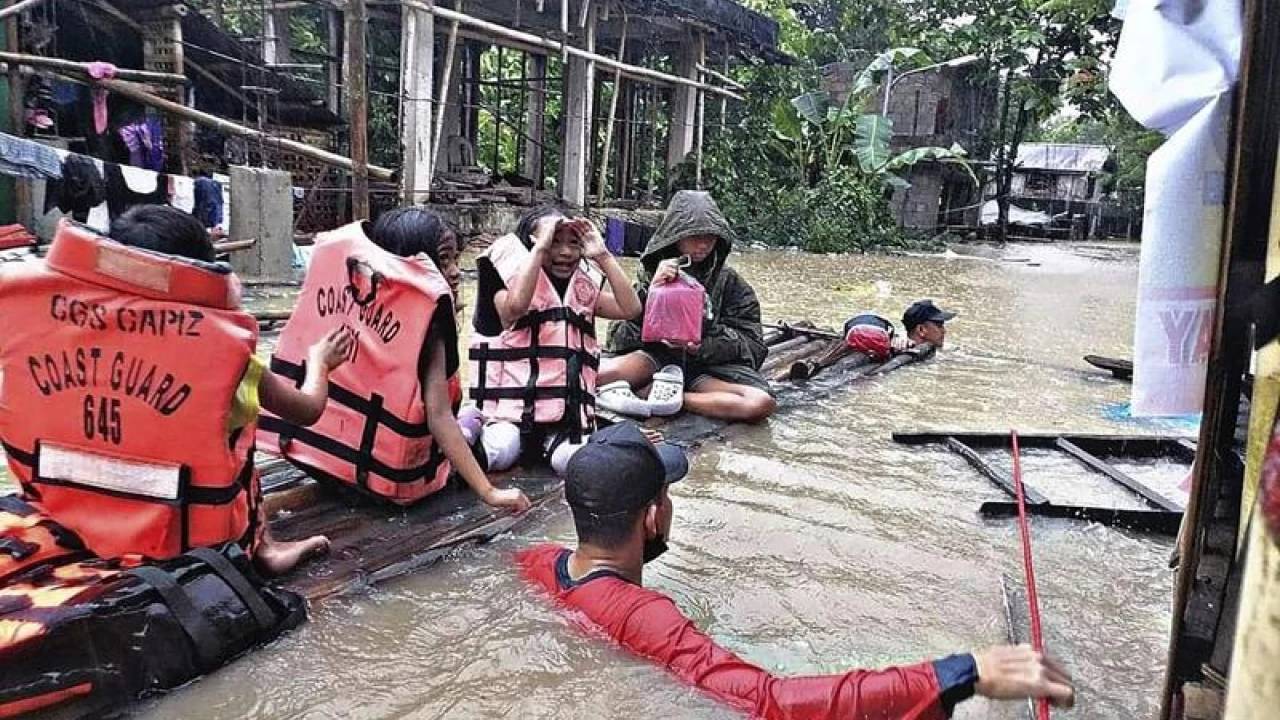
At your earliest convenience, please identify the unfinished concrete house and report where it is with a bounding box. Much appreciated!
[822,60,997,235]
[0,0,783,271]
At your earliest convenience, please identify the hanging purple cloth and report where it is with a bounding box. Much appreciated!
[605,217,625,256]
[145,114,165,171]
[119,122,150,168]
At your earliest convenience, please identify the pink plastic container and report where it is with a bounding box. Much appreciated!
[642,273,705,346]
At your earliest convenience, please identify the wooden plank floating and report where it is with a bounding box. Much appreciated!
[894,431,1194,459]
[979,501,1183,535]
[1055,437,1184,512]
[1084,354,1134,380]
[945,437,1051,505]
[271,472,561,602]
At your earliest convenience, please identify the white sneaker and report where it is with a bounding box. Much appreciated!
[647,365,685,417]
[596,381,651,418]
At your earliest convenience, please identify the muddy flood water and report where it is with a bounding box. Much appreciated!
[18,242,1192,719]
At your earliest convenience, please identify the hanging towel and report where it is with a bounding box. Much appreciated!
[145,114,165,171]
[0,132,63,180]
[104,162,168,219]
[170,175,195,212]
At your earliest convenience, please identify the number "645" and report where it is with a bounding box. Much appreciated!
[83,395,122,445]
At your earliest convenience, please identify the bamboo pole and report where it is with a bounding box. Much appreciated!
[430,0,461,179]
[595,12,626,202]
[696,62,744,91]
[0,50,187,85]
[403,1,744,102]
[0,0,48,22]
[78,75,394,179]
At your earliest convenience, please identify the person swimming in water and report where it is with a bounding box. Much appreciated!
[518,422,1076,720]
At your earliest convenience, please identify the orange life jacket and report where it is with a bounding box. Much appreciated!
[0,221,259,562]
[469,234,601,440]
[257,222,455,504]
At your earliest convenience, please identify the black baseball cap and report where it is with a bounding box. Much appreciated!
[565,422,689,516]
[903,299,957,333]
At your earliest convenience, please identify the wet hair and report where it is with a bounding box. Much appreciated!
[109,204,215,262]
[513,202,575,249]
[570,505,647,550]
[369,207,460,265]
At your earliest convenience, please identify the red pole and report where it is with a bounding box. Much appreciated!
[1011,430,1050,720]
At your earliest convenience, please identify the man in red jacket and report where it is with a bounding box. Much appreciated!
[517,422,1075,719]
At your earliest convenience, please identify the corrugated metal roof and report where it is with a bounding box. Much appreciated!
[1015,143,1111,173]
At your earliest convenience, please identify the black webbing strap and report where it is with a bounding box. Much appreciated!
[522,316,541,433]
[187,547,277,632]
[354,394,385,489]
[257,416,444,484]
[269,357,430,438]
[127,565,223,671]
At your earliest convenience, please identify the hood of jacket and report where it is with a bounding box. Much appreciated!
[638,191,735,284]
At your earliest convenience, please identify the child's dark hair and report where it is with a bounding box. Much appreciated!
[514,202,575,248]
[109,204,215,262]
[370,207,459,265]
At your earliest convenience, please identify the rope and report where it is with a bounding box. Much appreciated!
[1011,430,1051,720]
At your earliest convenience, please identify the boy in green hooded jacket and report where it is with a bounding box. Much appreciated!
[599,191,776,423]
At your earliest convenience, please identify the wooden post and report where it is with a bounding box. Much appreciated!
[695,73,704,189]
[262,9,292,65]
[141,7,190,175]
[229,166,294,281]
[346,0,370,218]
[399,0,434,204]
[522,52,546,185]
[432,2,461,175]
[666,28,703,172]
[327,9,342,115]
[559,0,594,206]
[595,14,626,202]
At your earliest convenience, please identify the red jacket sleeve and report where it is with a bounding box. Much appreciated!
[609,590,949,720]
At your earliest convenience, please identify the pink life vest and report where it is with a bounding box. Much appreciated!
[257,222,455,505]
[469,233,601,440]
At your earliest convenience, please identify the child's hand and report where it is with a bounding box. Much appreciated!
[309,327,354,372]
[483,486,531,513]
[640,427,665,446]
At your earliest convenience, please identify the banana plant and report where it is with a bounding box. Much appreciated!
[776,48,977,190]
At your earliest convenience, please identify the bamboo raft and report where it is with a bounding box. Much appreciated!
[894,431,1193,534]
[260,320,938,600]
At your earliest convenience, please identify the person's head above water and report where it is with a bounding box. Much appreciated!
[903,299,957,348]
[564,422,689,575]
[514,202,587,281]
[109,204,215,262]
[370,207,463,300]
[641,190,734,278]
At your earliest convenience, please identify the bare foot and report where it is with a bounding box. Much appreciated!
[255,534,330,576]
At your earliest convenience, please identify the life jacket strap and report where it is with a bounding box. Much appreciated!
[127,565,223,671]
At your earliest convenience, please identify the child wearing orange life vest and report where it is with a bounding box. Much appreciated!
[365,208,528,512]
[470,205,643,475]
[109,205,348,575]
